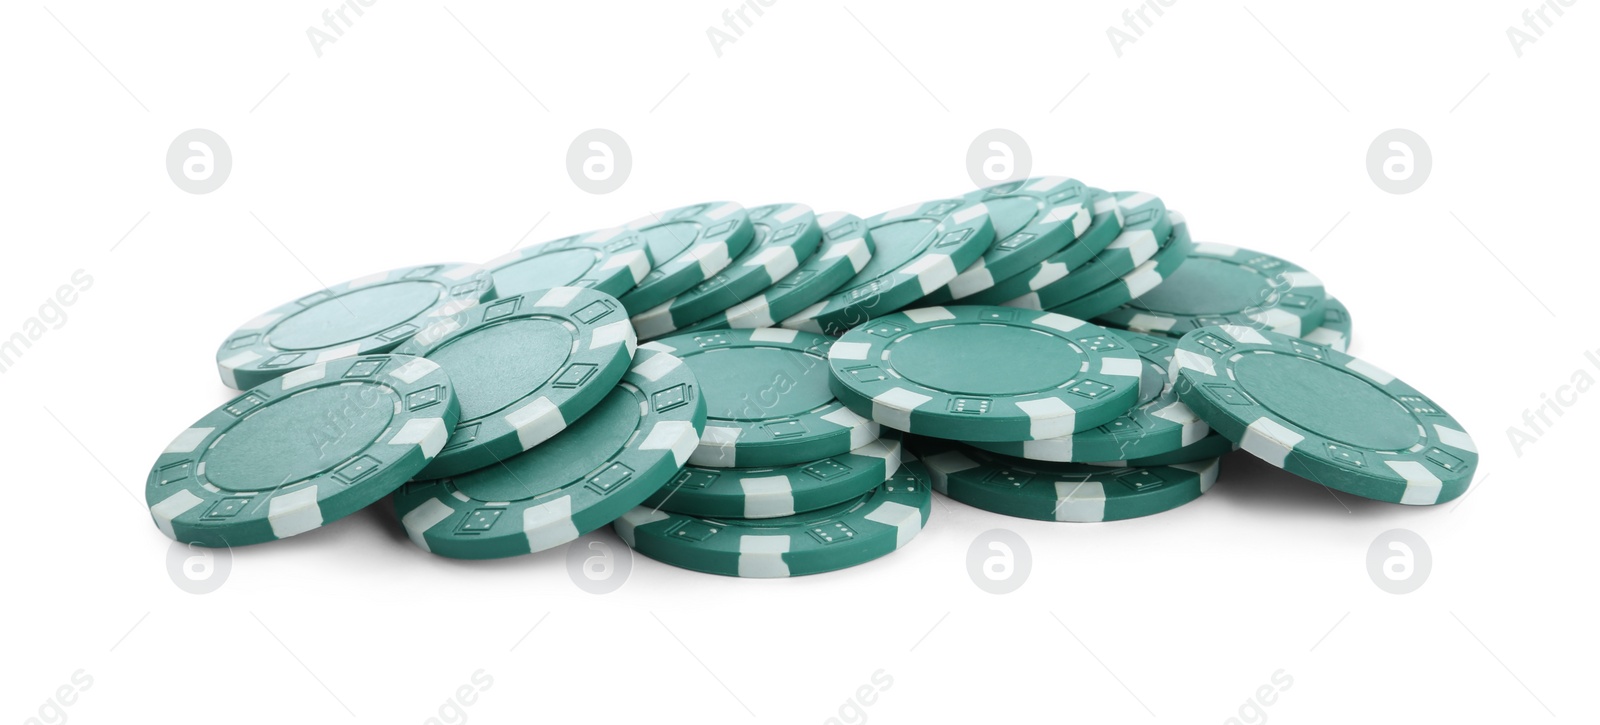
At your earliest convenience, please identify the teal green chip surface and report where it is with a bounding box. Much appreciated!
[1301,295,1352,352]
[827,305,1144,441]
[394,287,636,479]
[644,436,903,519]
[215,263,495,390]
[644,328,878,468]
[920,177,1092,305]
[780,198,995,335]
[615,456,933,577]
[1171,324,1476,505]
[631,203,823,340]
[392,347,706,559]
[484,227,653,301]
[618,202,756,315]
[965,330,1210,463]
[148,354,460,547]
[1094,243,1326,338]
[1005,192,1171,310]
[919,442,1219,522]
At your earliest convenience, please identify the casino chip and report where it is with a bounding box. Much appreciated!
[215,263,495,390]
[679,211,875,333]
[1085,431,1237,468]
[483,226,653,300]
[147,354,459,547]
[919,177,1092,305]
[780,198,995,335]
[615,455,933,577]
[1302,295,1353,352]
[393,347,705,559]
[631,203,822,340]
[1094,243,1326,337]
[394,287,637,479]
[1004,193,1171,311]
[962,188,1126,306]
[1049,210,1196,321]
[618,202,757,315]
[828,306,1144,442]
[1171,325,1476,505]
[966,330,1210,463]
[643,328,877,468]
[920,444,1218,522]
[643,436,903,519]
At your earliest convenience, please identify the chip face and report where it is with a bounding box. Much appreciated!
[483,226,654,301]
[1170,324,1476,505]
[615,457,934,578]
[678,210,876,334]
[1095,243,1327,338]
[214,263,495,390]
[919,177,1093,305]
[393,287,637,479]
[391,347,706,559]
[617,201,757,315]
[966,329,1211,463]
[780,198,996,335]
[1051,211,1196,322]
[644,436,903,519]
[916,442,1219,522]
[643,328,878,468]
[630,203,823,340]
[147,354,460,547]
[827,305,1145,442]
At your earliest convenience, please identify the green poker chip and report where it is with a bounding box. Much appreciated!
[1083,432,1235,468]
[215,263,495,390]
[615,456,933,577]
[393,347,706,559]
[393,287,637,479]
[643,436,903,519]
[828,305,1144,441]
[643,328,878,468]
[1171,325,1477,505]
[780,198,995,335]
[1050,210,1196,320]
[679,211,876,333]
[631,203,823,340]
[484,226,654,301]
[618,202,757,315]
[966,331,1210,463]
[919,443,1219,522]
[920,177,1092,305]
[148,354,460,547]
[1302,295,1352,352]
[962,188,1126,306]
[1006,193,1171,311]
[1094,243,1327,337]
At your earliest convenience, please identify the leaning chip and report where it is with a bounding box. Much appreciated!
[147,354,459,547]
[394,287,636,479]
[215,263,494,390]
[1170,325,1476,505]
[392,347,705,559]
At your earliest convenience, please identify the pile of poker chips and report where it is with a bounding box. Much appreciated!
[146,179,1475,578]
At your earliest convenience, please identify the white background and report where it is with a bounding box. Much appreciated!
[3,2,1594,723]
